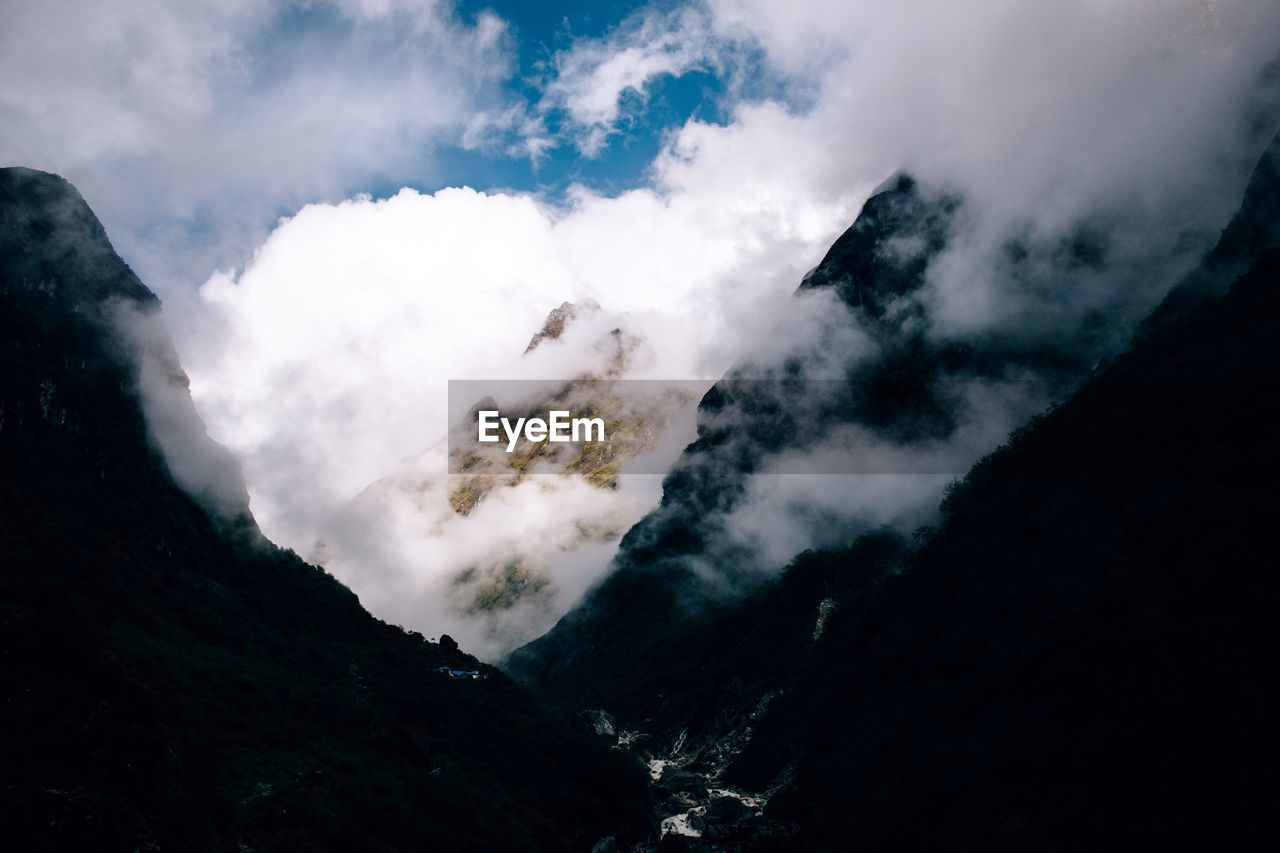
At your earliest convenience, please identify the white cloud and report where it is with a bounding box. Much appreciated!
[8,0,1276,652]
[461,104,555,163]
[705,0,1278,215]
[538,3,725,156]
[0,0,516,300]
[179,0,1278,654]
[180,138,864,654]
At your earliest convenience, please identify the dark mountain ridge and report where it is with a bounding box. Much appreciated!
[0,167,651,851]
[1140,129,1280,334]
[7,122,1278,849]
[712,248,1280,850]
[507,170,1100,701]
[508,133,1280,849]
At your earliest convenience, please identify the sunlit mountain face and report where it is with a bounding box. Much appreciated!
[3,1,1280,850]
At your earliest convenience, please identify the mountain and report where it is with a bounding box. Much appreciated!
[721,251,1280,852]
[1139,129,1280,334]
[525,299,602,354]
[307,300,697,659]
[8,130,1276,851]
[508,133,1280,849]
[0,168,651,851]
[506,172,1091,702]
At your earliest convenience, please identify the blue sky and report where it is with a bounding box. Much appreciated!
[1,0,800,295]
[374,0,756,201]
[438,63,729,194]
[3,0,1274,300]
[448,0,733,194]
[246,1,749,203]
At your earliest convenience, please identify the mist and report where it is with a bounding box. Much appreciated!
[8,1,1276,656]
[108,299,256,531]
[192,2,1277,654]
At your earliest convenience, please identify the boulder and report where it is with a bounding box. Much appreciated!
[704,795,751,824]
[654,767,707,800]
[572,709,617,740]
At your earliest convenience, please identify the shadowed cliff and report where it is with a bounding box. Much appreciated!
[0,167,651,852]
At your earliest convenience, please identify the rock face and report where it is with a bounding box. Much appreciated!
[0,167,257,533]
[445,372,692,520]
[510,133,1280,850]
[0,167,652,851]
[798,173,959,317]
[309,295,697,658]
[0,167,154,305]
[525,299,602,353]
[573,709,618,739]
[506,172,1078,701]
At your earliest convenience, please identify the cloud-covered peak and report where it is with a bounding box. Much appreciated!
[6,0,1278,653]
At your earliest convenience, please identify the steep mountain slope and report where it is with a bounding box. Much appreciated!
[507,172,1099,705]
[510,134,1280,849]
[0,168,650,851]
[722,249,1280,851]
[1140,129,1280,333]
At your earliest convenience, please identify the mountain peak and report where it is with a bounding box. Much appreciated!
[524,298,601,353]
[1,165,256,530]
[799,172,960,318]
[1,168,652,850]
[0,167,153,308]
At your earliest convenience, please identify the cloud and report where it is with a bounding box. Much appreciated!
[9,1,1276,653]
[461,104,555,163]
[667,370,1063,590]
[0,0,516,299]
[186,0,1277,654]
[705,0,1279,222]
[108,298,256,531]
[537,4,723,156]
[514,0,1280,617]
[179,161,854,655]
[315,445,675,660]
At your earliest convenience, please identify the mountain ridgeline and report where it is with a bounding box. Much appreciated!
[509,133,1280,849]
[0,168,651,851]
[4,119,1279,853]
[506,170,1111,699]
